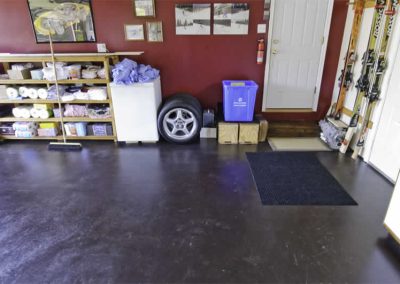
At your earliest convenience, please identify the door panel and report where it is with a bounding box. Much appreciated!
[265,0,330,109]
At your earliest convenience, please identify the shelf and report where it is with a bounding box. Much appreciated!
[0,117,60,122]
[63,117,113,122]
[0,79,109,85]
[0,117,113,122]
[0,99,110,104]
[0,52,144,63]
[0,135,115,141]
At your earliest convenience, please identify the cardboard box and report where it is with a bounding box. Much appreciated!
[256,114,269,142]
[39,122,58,129]
[200,127,217,138]
[7,69,32,80]
[38,128,58,137]
[0,123,15,135]
[0,85,7,99]
[239,123,259,144]
[218,122,238,144]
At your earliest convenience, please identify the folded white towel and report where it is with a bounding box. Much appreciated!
[20,107,32,119]
[38,88,48,99]
[12,107,32,118]
[74,91,89,100]
[39,109,52,119]
[88,88,107,100]
[28,88,39,99]
[6,87,19,99]
[61,93,75,102]
[30,108,41,118]
[12,107,21,118]
[18,86,29,98]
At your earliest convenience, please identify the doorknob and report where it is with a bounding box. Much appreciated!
[273,39,279,44]
[272,48,278,55]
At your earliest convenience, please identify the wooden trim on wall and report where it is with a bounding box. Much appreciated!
[342,106,374,129]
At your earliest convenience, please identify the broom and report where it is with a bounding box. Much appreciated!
[47,33,82,151]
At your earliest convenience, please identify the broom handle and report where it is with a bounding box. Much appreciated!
[49,34,67,144]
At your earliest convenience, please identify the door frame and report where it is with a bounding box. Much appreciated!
[262,0,335,112]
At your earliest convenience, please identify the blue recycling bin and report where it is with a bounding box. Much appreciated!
[222,80,258,121]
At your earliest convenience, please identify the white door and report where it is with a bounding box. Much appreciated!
[370,41,400,182]
[384,175,400,243]
[263,0,333,110]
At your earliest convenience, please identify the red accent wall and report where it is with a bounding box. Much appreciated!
[0,0,347,121]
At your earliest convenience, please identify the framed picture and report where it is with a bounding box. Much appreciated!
[264,0,271,20]
[133,0,156,17]
[124,24,145,41]
[27,0,96,43]
[146,21,163,42]
[175,4,211,35]
[214,3,250,35]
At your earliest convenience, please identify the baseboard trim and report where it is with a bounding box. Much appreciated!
[263,108,314,113]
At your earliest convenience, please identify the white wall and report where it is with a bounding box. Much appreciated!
[332,5,400,162]
[363,13,400,162]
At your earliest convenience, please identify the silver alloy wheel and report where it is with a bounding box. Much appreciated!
[162,108,198,140]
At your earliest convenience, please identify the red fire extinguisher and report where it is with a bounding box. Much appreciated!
[257,38,265,64]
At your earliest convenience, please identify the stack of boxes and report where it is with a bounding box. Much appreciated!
[217,81,268,145]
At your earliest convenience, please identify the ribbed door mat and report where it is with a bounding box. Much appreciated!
[246,152,357,205]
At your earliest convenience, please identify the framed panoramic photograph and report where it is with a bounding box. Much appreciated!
[214,3,250,35]
[124,24,145,41]
[133,0,156,17]
[146,21,163,42]
[27,0,96,43]
[175,4,211,35]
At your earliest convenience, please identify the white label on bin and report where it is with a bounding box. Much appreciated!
[233,97,247,107]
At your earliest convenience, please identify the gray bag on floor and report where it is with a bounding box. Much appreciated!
[319,119,346,150]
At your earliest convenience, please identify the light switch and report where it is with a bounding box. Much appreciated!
[257,24,267,34]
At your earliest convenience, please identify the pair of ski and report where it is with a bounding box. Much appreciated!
[338,0,398,159]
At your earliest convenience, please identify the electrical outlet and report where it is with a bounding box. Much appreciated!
[97,43,107,53]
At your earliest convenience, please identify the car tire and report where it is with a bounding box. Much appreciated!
[158,94,202,144]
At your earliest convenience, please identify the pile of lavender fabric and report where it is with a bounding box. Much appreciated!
[112,58,160,85]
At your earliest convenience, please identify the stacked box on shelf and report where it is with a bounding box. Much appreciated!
[0,85,7,98]
[65,122,87,137]
[87,123,113,136]
[38,122,59,137]
[7,69,32,80]
[0,123,15,135]
[13,122,38,138]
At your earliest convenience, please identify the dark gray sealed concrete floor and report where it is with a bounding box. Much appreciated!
[0,140,399,283]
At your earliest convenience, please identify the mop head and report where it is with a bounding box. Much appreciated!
[48,142,82,151]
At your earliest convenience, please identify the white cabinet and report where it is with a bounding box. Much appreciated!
[384,176,400,244]
[110,77,162,142]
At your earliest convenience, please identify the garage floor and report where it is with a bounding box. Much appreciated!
[0,141,399,283]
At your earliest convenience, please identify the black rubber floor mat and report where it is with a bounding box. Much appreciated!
[246,152,357,206]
